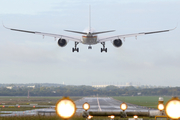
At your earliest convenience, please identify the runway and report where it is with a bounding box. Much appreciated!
[0,97,152,116]
[76,97,150,113]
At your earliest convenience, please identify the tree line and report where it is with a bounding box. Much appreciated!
[0,85,179,96]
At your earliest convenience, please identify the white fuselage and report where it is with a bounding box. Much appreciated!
[81,32,98,45]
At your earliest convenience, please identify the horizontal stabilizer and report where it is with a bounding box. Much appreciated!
[64,30,87,35]
[92,30,115,35]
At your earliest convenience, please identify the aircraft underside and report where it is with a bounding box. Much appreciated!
[71,36,108,52]
[72,41,107,53]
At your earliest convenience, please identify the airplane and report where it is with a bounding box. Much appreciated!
[3,7,176,53]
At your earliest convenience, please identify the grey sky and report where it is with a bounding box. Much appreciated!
[0,0,180,86]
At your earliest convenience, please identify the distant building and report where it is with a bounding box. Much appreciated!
[92,82,136,88]
[27,85,35,89]
[52,91,56,93]
[6,86,13,89]
[92,85,108,88]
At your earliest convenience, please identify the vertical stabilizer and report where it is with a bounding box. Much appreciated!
[89,5,91,32]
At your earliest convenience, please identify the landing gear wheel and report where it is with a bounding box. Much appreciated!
[72,42,79,52]
[100,42,107,53]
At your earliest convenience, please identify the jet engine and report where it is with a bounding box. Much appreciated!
[57,38,67,47]
[112,39,123,47]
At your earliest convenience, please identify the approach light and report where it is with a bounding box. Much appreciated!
[87,115,93,119]
[133,115,138,119]
[83,102,90,111]
[55,97,76,120]
[165,97,180,119]
[157,104,164,111]
[120,102,128,111]
[158,97,164,104]
[158,97,164,111]
[108,115,115,119]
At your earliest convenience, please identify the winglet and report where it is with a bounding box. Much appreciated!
[170,23,178,31]
[2,22,10,29]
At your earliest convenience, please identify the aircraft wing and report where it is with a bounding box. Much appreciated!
[98,27,176,43]
[3,25,82,43]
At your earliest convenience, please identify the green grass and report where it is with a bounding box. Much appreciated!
[113,96,172,108]
[0,96,82,105]
[0,107,47,111]
[0,96,82,111]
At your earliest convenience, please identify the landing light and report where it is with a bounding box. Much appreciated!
[83,102,90,111]
[134,115,138,119]
[120,102,128,111]
[55,97,76,119]
[157,104,164,111]
[165,97,180,119]
[108,115,115,119]
[158,97,164,111]
[87,115,93,119]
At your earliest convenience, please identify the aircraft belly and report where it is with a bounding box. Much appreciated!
[82,38,97,45]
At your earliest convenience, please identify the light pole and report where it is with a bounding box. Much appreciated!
[82,102,93,119]
[120,102,128,118]
[157,97,165,115]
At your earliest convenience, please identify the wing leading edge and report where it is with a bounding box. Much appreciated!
[3,25,81,43]
[98,27,177,43]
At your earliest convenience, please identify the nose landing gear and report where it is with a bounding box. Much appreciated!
[88,46,92,49]
[101,42,107,52]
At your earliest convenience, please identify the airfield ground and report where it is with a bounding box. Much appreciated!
[0,96,163,120]
[113,96,172,109]
[0,96,172,111]
[0,116,156,120]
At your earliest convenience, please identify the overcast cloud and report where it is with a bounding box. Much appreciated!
[0,0,180,86]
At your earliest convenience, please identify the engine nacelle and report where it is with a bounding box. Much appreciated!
[112,39,123,47]
[57,38,67,47]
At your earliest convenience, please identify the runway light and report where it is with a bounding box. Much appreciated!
[108,115,115,119]
[134,115,138,119]
[120,102,128,111]
[83,102,90,111]
[55,97,76,119]
[158,97,164,111]
[87,115,93,119]
[165,97,180,119]
[157,104,164,111]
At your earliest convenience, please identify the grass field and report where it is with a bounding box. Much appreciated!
[0,96,82,111]
[0,96,82,105]
[113,96,172,108]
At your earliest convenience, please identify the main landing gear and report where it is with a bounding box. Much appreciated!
[101,42,107,52]
[72,42,79,52]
